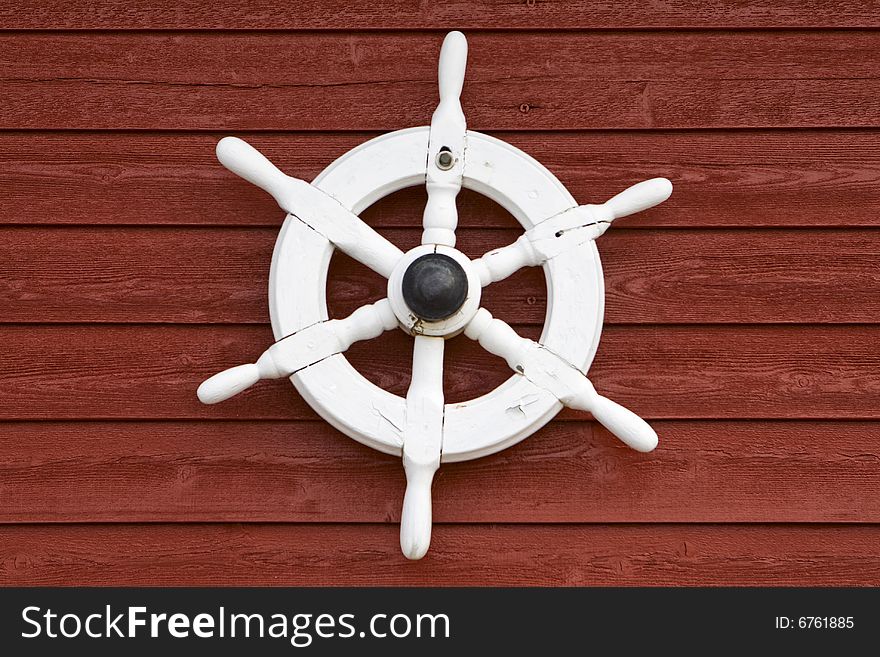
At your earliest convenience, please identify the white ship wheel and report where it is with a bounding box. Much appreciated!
[198,31,672,559]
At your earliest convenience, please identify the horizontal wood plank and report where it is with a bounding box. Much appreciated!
[1,420,876,523]
[3,32,880,130]
[3,130,878,228]
[3,226,880,324]
[1,324,878,420]
[4,1,880,30]
[2,523,877,586]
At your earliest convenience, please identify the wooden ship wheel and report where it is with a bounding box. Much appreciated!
[198,31,673,559]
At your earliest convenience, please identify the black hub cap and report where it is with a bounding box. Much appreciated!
[401,253,469,321]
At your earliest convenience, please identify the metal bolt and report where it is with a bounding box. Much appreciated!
[435,149,455,170]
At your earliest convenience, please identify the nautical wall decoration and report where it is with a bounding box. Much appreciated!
[198,31,672,559]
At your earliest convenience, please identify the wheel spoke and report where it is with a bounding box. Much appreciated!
[596,177,673,223]
[216,136,403,278]
[197,299,398,404]
[464,308,657,452]
[472,178,673,286]
[472,234,542,287]
[400,335,445,560]
[421,31,468,247]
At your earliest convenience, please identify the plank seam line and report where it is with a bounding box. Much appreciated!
[5,126,880,134]
[1,521,878,528]
[1,417,877,425]
[2,416,879,422]
[2,27,880,35]
[5,225,880,233]
[3,127,880,135]
[1,322,876,328]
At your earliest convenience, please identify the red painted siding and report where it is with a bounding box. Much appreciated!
[1,1,878,586]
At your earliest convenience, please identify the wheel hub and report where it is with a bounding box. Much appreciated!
[386,244,482,337]
[401,253,468,321]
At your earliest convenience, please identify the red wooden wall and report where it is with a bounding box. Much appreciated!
[2,1,880,586]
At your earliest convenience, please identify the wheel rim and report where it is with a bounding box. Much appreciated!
[269,127,604,462]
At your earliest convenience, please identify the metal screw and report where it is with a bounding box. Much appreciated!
[435,149,455,170]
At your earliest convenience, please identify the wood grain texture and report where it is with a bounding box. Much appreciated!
[1,12,878,588]
[4,1,880,30]
[3,32,880,130]
[2,324,878,420]
[1,420,877,524]
[4,130,879,228]
[3,226,879,325]
[2,523,878,586]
